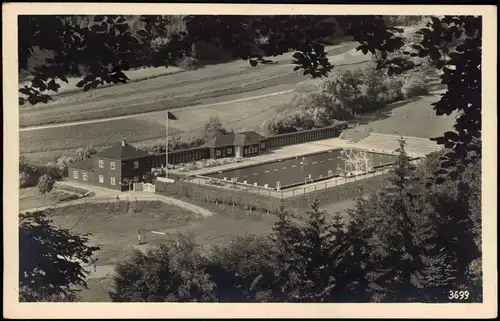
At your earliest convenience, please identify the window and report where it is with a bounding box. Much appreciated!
[110,161,116,170]
[99,175,104,183]
[110,177,116,185]
[133,161,139,169]
[73,170,78,179]
[98,160,104,168]
[216,149,221,157]
[261,142,265,149]
[83,173,88,181]
[227,148,232,155]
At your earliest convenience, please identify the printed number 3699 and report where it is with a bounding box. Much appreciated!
[449,290,470,300]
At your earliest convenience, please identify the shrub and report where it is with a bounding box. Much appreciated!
[401,73,430,99]
[74,145,97,162]
[176,56,200,71]
[19,157,42,188]
[56,156,75,177]
[20,171,34,188]
[323,68,406,114]
[43,161,63,180]
[37,173,55,197]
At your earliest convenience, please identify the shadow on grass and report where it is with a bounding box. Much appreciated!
[348,96,425,127]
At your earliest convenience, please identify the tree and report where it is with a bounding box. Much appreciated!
[56,155,75,177]
[37,173,55,198]
[203,116,228,140]
[18,15,404,105]
[373,16,481,180]
[269,205,305,301]
[20,15,481,177]
[74,145,97,162]
[207,234,277,302]
[111,232,216,302]
[294,200,339,302]
[19,210,100,301]
[19,157,42,188]
[269,200,358,302]
[346,140,435,302]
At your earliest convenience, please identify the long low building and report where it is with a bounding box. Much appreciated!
[68,126,342,191]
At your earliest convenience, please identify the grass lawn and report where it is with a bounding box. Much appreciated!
[20,62,373,165]
[20,43,357,110]
[344,94,456,140]
[48,201,277,302]
[49,201,277,266]
[19,186,82,210]
[20,117,182,155]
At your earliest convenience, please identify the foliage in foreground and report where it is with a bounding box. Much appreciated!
[19,210,100,302]
[111,141,481,303]
[20,15,481,184]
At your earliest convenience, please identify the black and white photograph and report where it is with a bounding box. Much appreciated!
[3,3,497,319]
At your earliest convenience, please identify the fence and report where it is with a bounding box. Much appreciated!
[193,167,391,200]
[150,147,211,167]
[133,182,156,192]
[155,165,395,218]
[264,126,338,150]
[148,126,340,168]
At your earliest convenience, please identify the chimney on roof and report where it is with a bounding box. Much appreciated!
[121,138,126,147]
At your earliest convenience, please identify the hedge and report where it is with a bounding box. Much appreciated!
[156,172,392,218]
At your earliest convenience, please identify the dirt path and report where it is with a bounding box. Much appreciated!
[20,192,214,217]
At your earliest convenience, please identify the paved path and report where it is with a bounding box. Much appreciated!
[20,191,214,217]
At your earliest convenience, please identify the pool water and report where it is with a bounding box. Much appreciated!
[203,149,398,189]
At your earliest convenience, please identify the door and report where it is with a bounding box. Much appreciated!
[235,146,242,158]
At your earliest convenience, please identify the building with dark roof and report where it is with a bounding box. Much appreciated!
[68,138,153,191]
[67,132,270,191]
[204,131,267,159]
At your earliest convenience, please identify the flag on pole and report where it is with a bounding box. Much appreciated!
[167,111,178,120]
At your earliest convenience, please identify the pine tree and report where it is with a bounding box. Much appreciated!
[298,199,336,302]
[270,204,304,301]
[349,139,437,302]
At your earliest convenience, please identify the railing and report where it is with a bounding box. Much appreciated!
[189,157,420,200]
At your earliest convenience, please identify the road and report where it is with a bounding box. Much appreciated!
[19,89,293,132]
[19,44,374,164]
[19,43,370,129]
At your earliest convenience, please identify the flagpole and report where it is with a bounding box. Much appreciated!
[166,110,168,179]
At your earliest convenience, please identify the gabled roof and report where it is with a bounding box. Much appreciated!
[205,131,267,148]
[235,131,266,146]
[204,132,236,148]
[69,157,94,171]
[96,141,151,161]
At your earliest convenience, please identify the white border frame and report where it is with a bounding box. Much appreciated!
[3,3,497,319]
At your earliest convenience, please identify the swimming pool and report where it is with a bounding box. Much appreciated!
[202,148,399,189]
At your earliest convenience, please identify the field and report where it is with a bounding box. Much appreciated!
[20,43,371,165]
[343,94,455,140]
[48,201,278,302]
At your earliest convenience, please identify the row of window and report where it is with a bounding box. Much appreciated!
[214,146,261,157]
[73,171,116,185]
[74,171,89,181]
[215,147,233,157]
[245,146,258,154]
[98,160,139,169]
